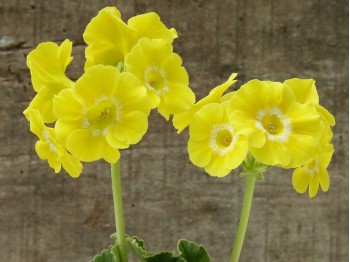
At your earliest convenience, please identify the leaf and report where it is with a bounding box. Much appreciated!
[90,247,118,262]
[126,235,149,262]
[145,252,184,262]
[177,239,211,262]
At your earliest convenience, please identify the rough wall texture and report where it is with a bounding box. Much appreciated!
[0,0,348,261]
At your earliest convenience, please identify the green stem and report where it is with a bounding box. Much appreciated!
[230,174,256,262]
[111,161,128,262]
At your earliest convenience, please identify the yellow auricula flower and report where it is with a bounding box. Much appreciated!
[188,102,248,177]
[53,65,151,163]
[173,73,238,133]
[23,109,82,178]
[229,80,321,167]
[284,78,335,197]
[26,39,74,123]
[83,6,177,70]
[292,123,334,198]
[125,38,194,120]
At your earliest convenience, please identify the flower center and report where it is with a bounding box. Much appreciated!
[305,159,319,177]
[84,98,120,134]
[216,129,233,148]
[145,66,168,94]
[210,124,237,155]
[256,108,291,142]
[261,114,284,135]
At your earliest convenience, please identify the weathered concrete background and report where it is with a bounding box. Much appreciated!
[0,0,348,261]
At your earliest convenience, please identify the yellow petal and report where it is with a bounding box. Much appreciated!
[61,153,83,178]
[189,103,224,142]
[284,78,319,104]
[35,141,61,173]
[67,129,120,162]
[251,140,290,166]
[111,111,149,146]
[188,140,213,168]
[204,154,231,177]
[285,135,317,168]
[83,7,135,69]
[128,12,177,43]
[308,174,320,198]
[53,88,85,122]
[27,39,74,92]
[225,135,248,170]
[318,168,330,192]
[292,167,309,193]
[173,73,237,133]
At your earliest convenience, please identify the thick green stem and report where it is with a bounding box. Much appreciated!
[111,161,128,262]
[230,174,256,262]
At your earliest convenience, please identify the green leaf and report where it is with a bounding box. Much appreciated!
[177,239,211,262]
[145,252,184,262]
[126,235,149,262]
[90,247,117,262]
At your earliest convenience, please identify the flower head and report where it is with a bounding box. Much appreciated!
[83,7,177,70]
[23,109,82,178]
[173,73,238,133]
[26,39,74,122]
[292,124,334,197]
[229,80,321,167]
[188,102,248,177]
[284,78,335,197]
[53,65,151,163]
[125,38,194,119]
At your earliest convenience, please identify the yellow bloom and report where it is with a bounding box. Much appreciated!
[83,7,177,70]
[125,38,194,120]
[188,103,248,177]
[23,109,82,178]
[229,80,321,167]
[292,127,334,198]
[53,65,151,163]
[128,12,177,43]
[284,78,336,126]
[173,73,238,133]
[26,39,74,122]
[283,78,335,197]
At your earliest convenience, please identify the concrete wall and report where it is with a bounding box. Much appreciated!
[0,0,348,261]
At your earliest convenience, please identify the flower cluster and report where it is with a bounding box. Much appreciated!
[24,6,335,198]
[183,78,335,198]
[24,6,194,178]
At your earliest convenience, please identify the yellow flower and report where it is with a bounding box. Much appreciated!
[173,73,238,133]
[26,39,74,122]
[188,103,248,177]
[284,78,335,197]
[292,126,334,198]
[53,65,151,163]
[284,78,336,126]
[128,11,177,43]
[23,109,82,178]
[125,38,194,120]
[83,7,177,70]
[229,80,321,167]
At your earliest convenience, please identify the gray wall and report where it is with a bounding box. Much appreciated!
[0,0,348,261]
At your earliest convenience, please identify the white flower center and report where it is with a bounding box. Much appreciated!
[255,108,291,142]
[209,123,237,155]
[144,66,169,95]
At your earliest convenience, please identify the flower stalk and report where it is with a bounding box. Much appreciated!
[230,173,256,262]
[111,161,128,262]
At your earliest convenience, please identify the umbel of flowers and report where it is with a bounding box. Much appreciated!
[23,6,335,262]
